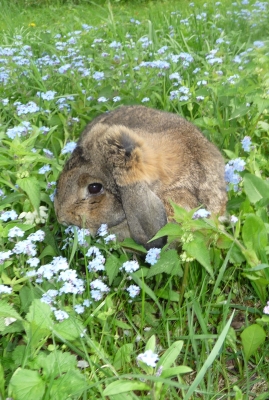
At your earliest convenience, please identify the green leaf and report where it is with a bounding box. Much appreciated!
[0,300,22,321]
[243,173,269,204]
[229,104,250,120]
[149,223,182,242]
[120,238,147,253]
[105,254,122,285]
[113,343,134,370]
[157,340,183,369]
[156,288,179,302]
[147,249,182,278]
[53,316,84,341]
[9,368,46,400]
[16,177,41,211]
[240,324,266,361]
[184,239,213,278]
[161,366,192,378]
[25,300,52,329]
[41,351,77,378]
[19,286,42,313]
[145,334,156,352]
[103,380,151,396]
[242,215,267,253]
[24,300,53,352]
[49,369,87,400]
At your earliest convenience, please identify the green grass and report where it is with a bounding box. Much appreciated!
[0,0,269,399]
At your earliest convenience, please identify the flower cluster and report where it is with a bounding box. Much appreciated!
[225,158,246,191]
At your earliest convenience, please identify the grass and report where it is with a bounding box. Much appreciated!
[0,0,269,399]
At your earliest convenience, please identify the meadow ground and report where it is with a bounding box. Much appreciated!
[0,0,269,399]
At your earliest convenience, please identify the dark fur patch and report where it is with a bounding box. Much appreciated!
[66,146,86,170]
[119,131,136,157]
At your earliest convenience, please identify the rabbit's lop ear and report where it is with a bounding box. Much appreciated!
[105,128,167,248]
[118,182,167,249]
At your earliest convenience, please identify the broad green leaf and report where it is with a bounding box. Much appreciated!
[161,365,192,378]
[156,288,179,302]
[103,380,151,396]
[16,177,41,211]
[49,369,87,400]
[229,104,250,120]
[157,340,183,369]
[26,300,53,329]
[109,393,140,400]
[113,343,133,370]
[184,239,213,278]
[120,238,147,253]
[9,368,45,400]
[149,223,182,242]
[41,351,77,378]
[53,316,84,341]
[147,249,182,278]
[145,335,156,352]
[243,173,269,204]
[24,300,53,352]
[0,300,22,321]
[114,320,132,330]
[240,324,266,361]
[12,346,28,368]
[105,254,122,285]
[19,286,42,313]
[242,215,267,253]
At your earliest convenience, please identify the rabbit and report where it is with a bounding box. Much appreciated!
[54,105,227,248]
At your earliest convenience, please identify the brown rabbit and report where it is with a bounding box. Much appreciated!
[54,106,227,248]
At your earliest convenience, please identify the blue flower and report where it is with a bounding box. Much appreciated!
[92,71,105,81]
[61,141,77,155]
[225,158,246,191]
[38,164,52,174]
[241,136,251,152]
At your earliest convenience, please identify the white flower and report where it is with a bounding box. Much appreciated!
[54,309,69,321]
[8,226,25,238]
[126,285,140,298]
[192,209,211,219]
[120,260,140,273]
[0,210,18,221]
[74,304,85,314]
[137,349,159,367]
[145,248,161,265]
[0,284,12,294]
[97,224,108,237]
[230,215,238,224]
[0,250,13,264]
[26,257,40,267]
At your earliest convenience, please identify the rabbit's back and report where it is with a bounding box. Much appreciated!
[77,106,227,214]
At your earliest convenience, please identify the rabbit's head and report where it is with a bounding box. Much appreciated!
[54,122,168,248]
[55,106,227,248]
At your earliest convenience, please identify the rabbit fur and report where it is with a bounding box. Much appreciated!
[54,105,227,248]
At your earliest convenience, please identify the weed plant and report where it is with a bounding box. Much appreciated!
[0,0,269,399]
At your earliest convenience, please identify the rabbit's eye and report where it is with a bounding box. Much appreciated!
[88,183,103,195]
